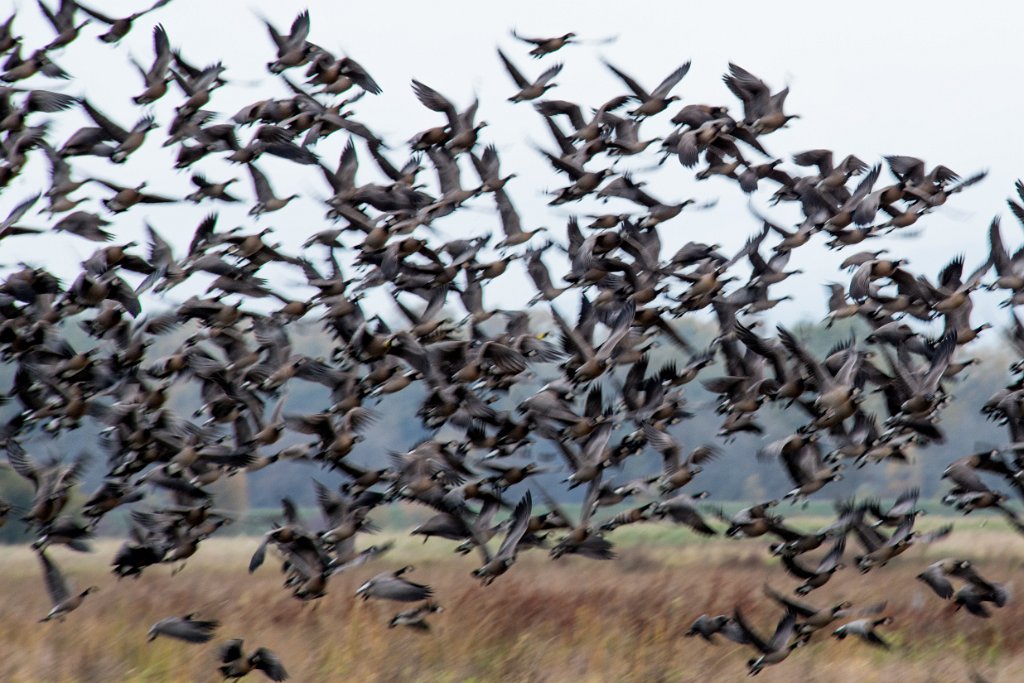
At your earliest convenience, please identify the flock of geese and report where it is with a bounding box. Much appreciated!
[0,3,1022,679]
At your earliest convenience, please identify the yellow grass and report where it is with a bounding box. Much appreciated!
[1,525,1023,682]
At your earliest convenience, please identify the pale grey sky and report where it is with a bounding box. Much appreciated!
[3,1,1022,333]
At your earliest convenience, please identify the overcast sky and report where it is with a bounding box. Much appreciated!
[3,0,1022,336]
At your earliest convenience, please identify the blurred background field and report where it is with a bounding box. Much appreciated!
[2,516,1022,683]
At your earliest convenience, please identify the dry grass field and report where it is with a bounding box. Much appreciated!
[2,518,1023,682]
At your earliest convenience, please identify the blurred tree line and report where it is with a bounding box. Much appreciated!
[0,310,1012,542]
